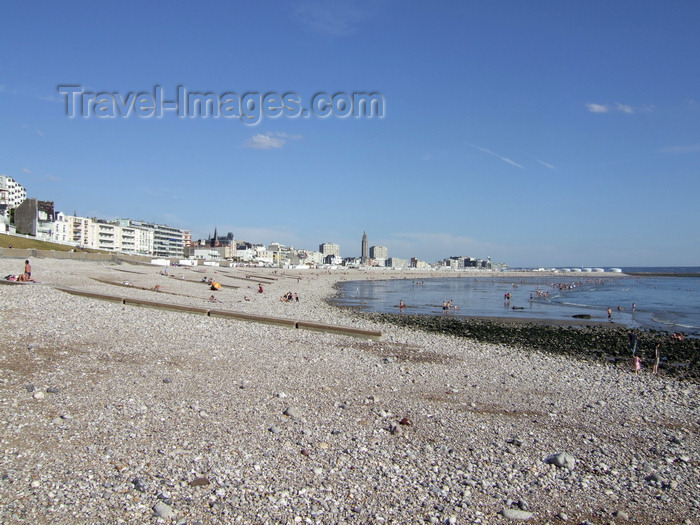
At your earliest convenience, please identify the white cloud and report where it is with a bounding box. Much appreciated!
[586,103,609,113]
[587,102,652,115]
[537,159,556,170]
[615,103,634,114]
[245,132,301,150]
[22,168,31,174]
[472,145,525,169]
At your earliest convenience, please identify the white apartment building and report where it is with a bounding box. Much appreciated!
[90,221,122,252]
[72,216,94,247]
[369,245,388,260]
[386,257,408,269]
[52,212,74,245]
[121,219,185,258]
[0,175,27,228]
[319,242,340,257]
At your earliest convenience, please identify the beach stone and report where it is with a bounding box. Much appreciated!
[189,477,210,487]
[33,391,45,400]
[132,477,147,492]
[546,452,576,470]
[269,425,281,434]
[46,386,60,394]
[500,508,533,520]
[284,406,302,419]
[153,501,175,519]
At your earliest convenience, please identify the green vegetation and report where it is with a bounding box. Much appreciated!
[0,234,103,253]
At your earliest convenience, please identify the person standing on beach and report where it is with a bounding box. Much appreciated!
[24,260,31,280]
[653,343,660,375]
[628,329,638,356]
[633,355,642,374]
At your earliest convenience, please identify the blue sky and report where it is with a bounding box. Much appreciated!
[2,1,699,267]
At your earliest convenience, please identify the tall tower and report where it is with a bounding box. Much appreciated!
[361,231,368,264]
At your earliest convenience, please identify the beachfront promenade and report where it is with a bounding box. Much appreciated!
[1,257,698,523]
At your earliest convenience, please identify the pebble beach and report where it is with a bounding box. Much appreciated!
[1,258,698,524]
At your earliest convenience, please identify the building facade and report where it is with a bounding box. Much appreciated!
[14,198,55,239]
[121,219,185,258]
[0,176,27,229]
[319,242,340,257]
[369,245,388,260]
[361,231,368,263]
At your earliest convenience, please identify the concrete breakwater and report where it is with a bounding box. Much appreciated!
[362,313,700,382]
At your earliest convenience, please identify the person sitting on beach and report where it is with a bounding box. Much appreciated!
[208,295,220,303]
[152,284,161,291]
[210,281,221,291]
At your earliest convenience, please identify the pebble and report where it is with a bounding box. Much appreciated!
[546,452,576,470]
[153,501,175,519]
[501,508,534,520]
[283,406,302,419]
[0,258,697,524]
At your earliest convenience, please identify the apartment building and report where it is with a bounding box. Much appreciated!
[120,219,185,258]
[319,242,340,257]
[0,176,27,229]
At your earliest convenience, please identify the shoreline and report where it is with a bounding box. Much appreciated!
[353,312,700,383]
[1,257,698,523]
[330,272,700,339]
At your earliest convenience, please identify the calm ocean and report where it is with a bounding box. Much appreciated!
[333,267,700,336]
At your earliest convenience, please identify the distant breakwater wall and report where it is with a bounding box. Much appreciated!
[362,312,700,383]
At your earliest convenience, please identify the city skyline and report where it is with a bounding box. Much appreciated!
[2,2,699,267]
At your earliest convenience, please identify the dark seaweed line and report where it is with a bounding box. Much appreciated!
[359,312,700,383]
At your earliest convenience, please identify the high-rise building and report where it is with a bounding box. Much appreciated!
[369,245,388,260]
[319,242,340,257]
[0,175,27,229]
[361,231,368,263]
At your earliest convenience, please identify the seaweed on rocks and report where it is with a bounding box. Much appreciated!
[362,312,700,383]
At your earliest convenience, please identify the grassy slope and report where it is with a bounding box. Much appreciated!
[0,234,104,253]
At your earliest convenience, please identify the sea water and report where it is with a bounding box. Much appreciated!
[333,268,700,336]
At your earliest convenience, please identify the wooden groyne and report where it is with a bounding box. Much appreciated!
[55,287,381,340]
